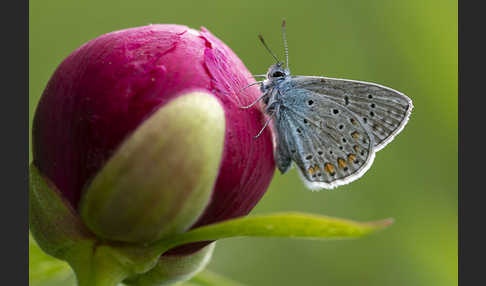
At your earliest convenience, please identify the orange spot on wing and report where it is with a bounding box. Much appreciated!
[308,165,321,175]
[324,163,335,175]
[308,166,315,175]
[337,158,347,169]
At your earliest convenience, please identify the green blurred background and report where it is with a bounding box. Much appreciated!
[29,0,457,285]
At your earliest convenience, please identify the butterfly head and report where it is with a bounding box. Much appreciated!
[267,63,289,81]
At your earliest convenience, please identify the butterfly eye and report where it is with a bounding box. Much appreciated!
[272,71,285,78]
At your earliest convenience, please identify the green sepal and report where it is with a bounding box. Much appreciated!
[29,164,95,259]
[79,91,226,243]
[124,243,215,286]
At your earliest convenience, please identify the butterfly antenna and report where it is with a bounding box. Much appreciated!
[258,34,280,64]
[282,19,289,70]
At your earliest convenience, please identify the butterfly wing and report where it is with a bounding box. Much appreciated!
[290,76,413,151]
[274,112,293,174]
[275,88,376,190]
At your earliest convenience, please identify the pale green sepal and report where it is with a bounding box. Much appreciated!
[65,241,132,286]
[56,238,165,286]
[123,243,215,286]
[80,91,226,243]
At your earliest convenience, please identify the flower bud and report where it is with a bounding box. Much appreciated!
[31,24,275,250]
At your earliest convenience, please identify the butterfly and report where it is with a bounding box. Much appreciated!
[241,20,413,190]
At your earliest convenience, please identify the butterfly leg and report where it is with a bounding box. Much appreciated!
[254,114,273,139]
[239,92,267,109]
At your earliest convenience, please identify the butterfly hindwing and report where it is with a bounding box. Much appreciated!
[275,88,376,190]
[290,76,413,151]
[273,113,293,174]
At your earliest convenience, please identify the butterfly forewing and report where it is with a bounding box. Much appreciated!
[291,76,412,151]
[276,88,375,190]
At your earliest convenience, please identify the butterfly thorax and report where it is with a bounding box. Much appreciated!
[260,63,291,115]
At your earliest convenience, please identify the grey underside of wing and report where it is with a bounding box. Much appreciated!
[274,118,292,174]
[274,88,375,189]
[291,76,413,151]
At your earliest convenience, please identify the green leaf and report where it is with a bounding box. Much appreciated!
[29,234,75,286]
[186,270,246,286]
[157,212,393,252]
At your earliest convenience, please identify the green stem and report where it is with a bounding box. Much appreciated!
[65,241,132,286]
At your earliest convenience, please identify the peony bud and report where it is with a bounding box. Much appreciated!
[30,24,275,284]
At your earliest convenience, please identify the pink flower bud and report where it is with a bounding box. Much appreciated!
[32,24,275,252]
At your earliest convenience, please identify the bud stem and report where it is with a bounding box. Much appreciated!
[67,242,130,286]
